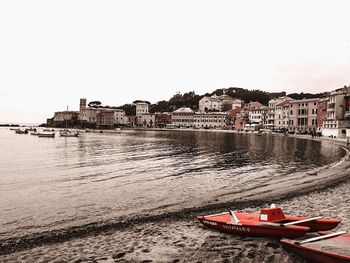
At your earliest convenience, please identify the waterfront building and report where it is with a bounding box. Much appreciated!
[234,110,249,131]
[289,98,319,132]
[96,110,115,128]
[124,115,137,127]
[140,113,155,127]
[79,98,126,127]
[135,102,149,117]
[193,112,228,129]
[53,111,79,123]
[267,96,294,130]
[171,107,195,127]
[114,109,125,125]
[322,86,350,138]
[274,101,290,130]
[249,106,270,129]
[155,112,172,128]
[79,98,100,125]
[317,97,329,130]
[228,108,242,129]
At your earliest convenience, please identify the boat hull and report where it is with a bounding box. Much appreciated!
[38,133,55,138]
[285,216,340,232]
[281,233,350,263]
[197,215,308,238]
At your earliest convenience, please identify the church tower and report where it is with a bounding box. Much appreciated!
[80,98,87,112]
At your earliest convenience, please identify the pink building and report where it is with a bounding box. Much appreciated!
[317,98,328,129]
[289,98,319,132]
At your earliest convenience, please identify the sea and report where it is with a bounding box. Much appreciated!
[0,127,345,243]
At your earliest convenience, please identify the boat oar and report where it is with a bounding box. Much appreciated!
[296,231,346,245]
[283,216,323,227]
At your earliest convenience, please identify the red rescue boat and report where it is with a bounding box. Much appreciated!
[197,206,340,238]
[281,231,350,263]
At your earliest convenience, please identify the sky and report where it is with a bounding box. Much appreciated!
[1,1,350,123]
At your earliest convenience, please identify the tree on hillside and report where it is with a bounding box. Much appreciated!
[88,101,102,107]
[119,104,136,116]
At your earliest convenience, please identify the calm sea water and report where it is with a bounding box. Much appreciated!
[0,128,344,240]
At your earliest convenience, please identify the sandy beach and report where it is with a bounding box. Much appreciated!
[1,133,350,263]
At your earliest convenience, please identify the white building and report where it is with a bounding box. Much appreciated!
[171,107,195,127]
[322,86,350,138]
[114,109,126,125]
[199,94,235,112]
[193,112,227,129]
[199,96,221,112]
[135,102,149,117]
[248,107,269,127]
[232,99,243,109]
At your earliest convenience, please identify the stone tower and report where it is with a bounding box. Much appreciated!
[80,98,87,112]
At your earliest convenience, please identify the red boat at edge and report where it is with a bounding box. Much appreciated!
[197,206,340,238]
[281,231,350,263]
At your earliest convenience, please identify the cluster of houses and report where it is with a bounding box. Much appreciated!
[47,85,350,138]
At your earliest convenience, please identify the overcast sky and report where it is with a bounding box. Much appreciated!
[1,1,350,123]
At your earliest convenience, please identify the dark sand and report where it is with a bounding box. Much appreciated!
[1,135,349,263]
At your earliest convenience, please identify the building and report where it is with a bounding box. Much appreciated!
[317,97,329,130]
[289,98,319,132]
[234,110,248,131]
[248,106,269,128]
[79,98,126,127]
[52,111,79,127]
[199,96,221,112]
[114,109,125,126]
[228,108,242,129]
[53,111,79,123]
[199,94,235,112]
[267,96,294,130]
[96,110,115,128]
[140,113,155,127]
[322,86,350,138]
[232,99,243,109]
[247,101,263,110]
[171,107,195,127]
[135,102,149,117]
[274,101,290,130]
[193,112,228,129]
[155,113,172,128]
[124,115,137,127]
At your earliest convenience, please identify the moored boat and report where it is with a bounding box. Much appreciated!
[281,231,350,263]
[198,206,340,238]
[38,132,55,138]
[60,129,79,137]
[15,129,28,134]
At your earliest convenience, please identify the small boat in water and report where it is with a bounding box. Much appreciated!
[281,231,350,263]
[15,129,28,134]
[38,132,55,138]
[30,131,39,135]
[197,206,340,238]
[60,129,79,137]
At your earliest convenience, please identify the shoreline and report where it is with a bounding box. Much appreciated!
[1,129,350,262]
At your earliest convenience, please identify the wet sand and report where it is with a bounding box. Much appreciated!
[1,134,350,263]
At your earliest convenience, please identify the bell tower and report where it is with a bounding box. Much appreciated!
[80,98,87,112]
